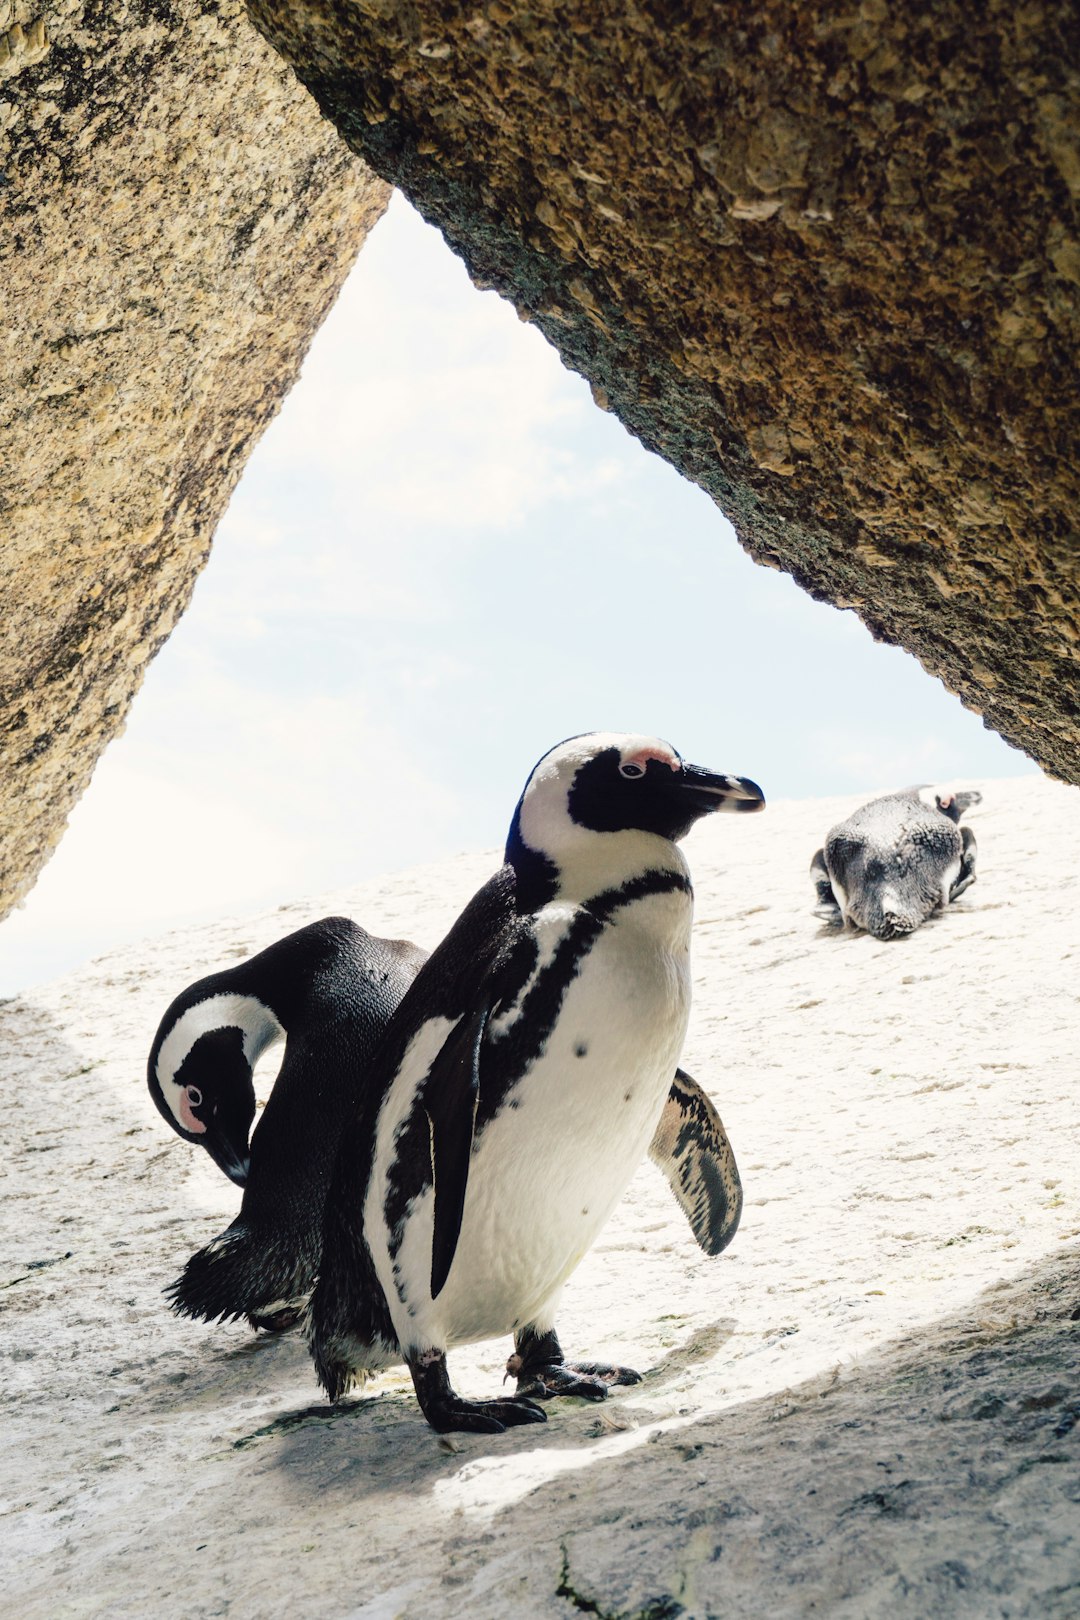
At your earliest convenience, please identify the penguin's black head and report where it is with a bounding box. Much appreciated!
[507,733,764,896]
[148,1026,254,1186]
[566,742,765,842]
[147,991,283,1187]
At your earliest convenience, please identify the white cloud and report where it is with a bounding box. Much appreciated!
[257,193,622,535]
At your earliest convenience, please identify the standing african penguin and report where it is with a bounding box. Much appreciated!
[311,733,763,1432]
[147,917,426,1330]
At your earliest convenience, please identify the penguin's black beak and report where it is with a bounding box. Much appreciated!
[679,764,766,817]
[204,1133,251,1188]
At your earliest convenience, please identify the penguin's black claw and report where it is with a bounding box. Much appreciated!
[513,1360,641,1401]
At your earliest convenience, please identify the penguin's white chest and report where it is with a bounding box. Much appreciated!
[434,886,693,1344]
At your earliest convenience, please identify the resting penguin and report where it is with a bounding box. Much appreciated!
[147,917,426,1331]
[310,732,764,1433]
[810,786,981,940]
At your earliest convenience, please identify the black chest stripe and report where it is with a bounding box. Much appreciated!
[481,868,691,1114]
[384,867,690,1267]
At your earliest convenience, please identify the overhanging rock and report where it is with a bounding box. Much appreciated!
[249,0,1079,784]
[0,0,389,923]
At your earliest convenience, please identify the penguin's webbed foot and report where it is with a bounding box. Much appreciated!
[513,1359,642,1401]
[510,1326,641,1402]
[407,1348,547,1434]
[427,1394,549,1434]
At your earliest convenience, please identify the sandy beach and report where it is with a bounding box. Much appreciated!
[2,775,1077,1617]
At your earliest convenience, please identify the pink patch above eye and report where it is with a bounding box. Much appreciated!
[178,1090,207,1135]
[623,746,679,773]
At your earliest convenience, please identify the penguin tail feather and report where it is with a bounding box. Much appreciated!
[309,1335,358,1404]
[306,1217,397,1401]
[167,1221,312,1330]
[307,1323,386,1403]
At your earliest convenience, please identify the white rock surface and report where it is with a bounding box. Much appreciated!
[2,777,1077,1617]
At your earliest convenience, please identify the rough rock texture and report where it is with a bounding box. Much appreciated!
[2,777,1078,1615]
[248,0,1080,784]
[0,0,389,923]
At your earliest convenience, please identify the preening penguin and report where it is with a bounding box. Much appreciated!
[147,917,426,1330]
[811,786,981,940]
[311,732,763,1433]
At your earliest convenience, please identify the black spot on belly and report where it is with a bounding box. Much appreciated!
[575,1042,588,1059]
[624,1091,633,1103]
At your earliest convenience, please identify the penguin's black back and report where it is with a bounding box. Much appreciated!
[312,870,528,1385]
[169,917,427,1326]
[244,919,427,1224]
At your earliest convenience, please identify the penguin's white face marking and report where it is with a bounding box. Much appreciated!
[513,732,763,901]
[151,993,284,1183]
[155,993,283,1135]
[517,733,674,844]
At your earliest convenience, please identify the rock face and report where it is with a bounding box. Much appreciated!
[0,0,389,923]
[249,0,1080,783]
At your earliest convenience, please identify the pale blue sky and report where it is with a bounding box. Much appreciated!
[0,194,1035,996]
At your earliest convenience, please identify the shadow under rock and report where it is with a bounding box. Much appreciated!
[251,1257,1079,1615]
[457,1247,1080,1620]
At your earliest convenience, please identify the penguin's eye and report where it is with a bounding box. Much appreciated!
[619,762,645,780]
[186,1086,203,1109]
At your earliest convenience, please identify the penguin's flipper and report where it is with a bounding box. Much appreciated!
[649,1068,743,1256]
[949,824,978,901]
[424,1002,489,1300]
[810,848,842,922]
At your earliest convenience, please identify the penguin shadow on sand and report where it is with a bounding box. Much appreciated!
[263,1313,741,1500]
[125,1286,317,1419]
